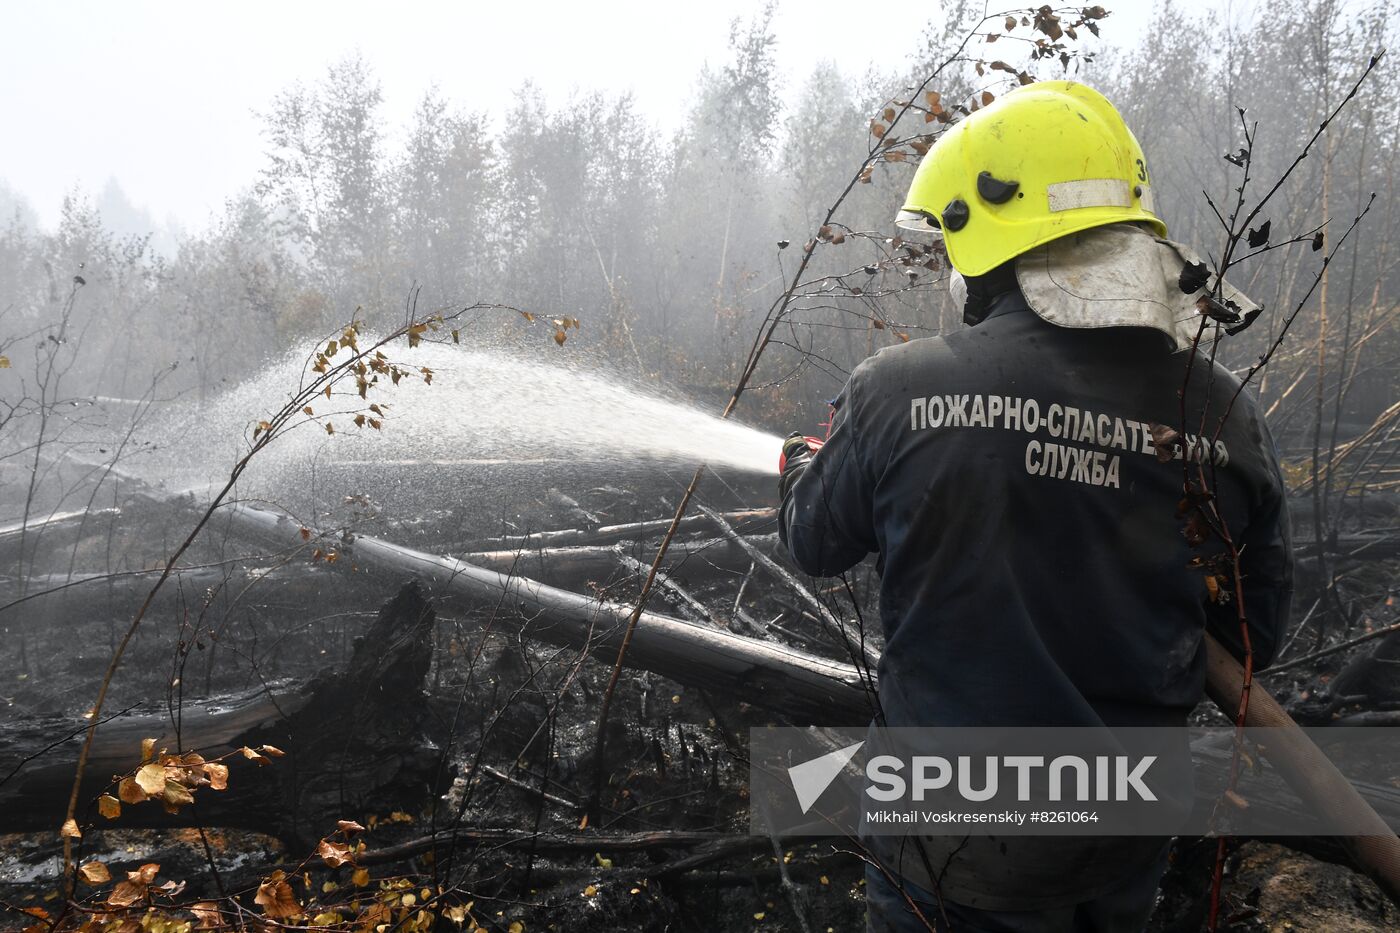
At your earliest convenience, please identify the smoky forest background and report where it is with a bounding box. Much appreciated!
[3,1,1400,931]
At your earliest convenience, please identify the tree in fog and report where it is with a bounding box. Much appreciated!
[258,53,390,319]
[394,88,498,309]
[660,4,784,382]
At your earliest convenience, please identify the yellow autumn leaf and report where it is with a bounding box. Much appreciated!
[583,885,597,897]
[163,779,195,808]
[60,818,81,839]
[141,737,156,762]
[240,746,270,765]
[0,355,9,368]
[118,776,148,804]
[78,862,110,884]
[97,795,121,819]
[508,922,524,933]
[352,867,370,887]
[135,762,166,796]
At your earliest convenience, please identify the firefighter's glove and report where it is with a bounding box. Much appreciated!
[778,432,823,500]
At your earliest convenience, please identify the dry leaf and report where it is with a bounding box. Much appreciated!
[135,762,166,796]
[107,863,160,908]
[78,861,110,884]
[97,794,121,819]
[60,818,81,839]
[317,838,355,868]
[1148,423,1181,463]
[190,902,223,928]
[255,871,302,919]
[118,776,148,804]
[204,762,229,791]
[163,779,195,808]
[240,746,271,766]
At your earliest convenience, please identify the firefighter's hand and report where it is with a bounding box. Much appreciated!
[778,432,823,498]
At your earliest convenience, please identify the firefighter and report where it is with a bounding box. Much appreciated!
[777,81,1292,931]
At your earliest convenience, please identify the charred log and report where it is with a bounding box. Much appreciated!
[0,581,446,849]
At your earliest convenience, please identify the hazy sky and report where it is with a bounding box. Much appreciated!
[1,1,1232,233]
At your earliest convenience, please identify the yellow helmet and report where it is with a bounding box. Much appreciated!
[896,80,1166,277]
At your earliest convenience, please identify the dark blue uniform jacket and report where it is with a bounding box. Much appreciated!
[778,292,1293,909]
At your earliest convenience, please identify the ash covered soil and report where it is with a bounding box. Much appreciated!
[0,461,1394,930]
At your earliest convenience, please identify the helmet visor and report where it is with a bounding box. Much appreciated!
[894,208,942,238]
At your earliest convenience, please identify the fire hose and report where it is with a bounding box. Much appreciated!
[1203,633,1400,903]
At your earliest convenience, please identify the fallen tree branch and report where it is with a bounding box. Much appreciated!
[698,504,877,672]
[356,828,755,866]
[467,509,777,552]
[1260,620,1400,677]
[458,534,769,587]
[216,498,873,725]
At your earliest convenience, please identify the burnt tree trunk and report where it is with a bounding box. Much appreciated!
[0,581,446,849]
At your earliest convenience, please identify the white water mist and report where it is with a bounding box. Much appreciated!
[135,342,783,491]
